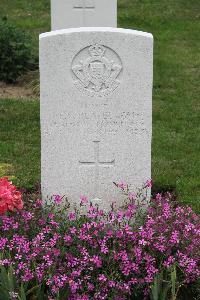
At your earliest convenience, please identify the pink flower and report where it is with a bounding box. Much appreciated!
[125,209,133,219]
[80,195,88,205]
[128,192,136,201]
[64,235,72,245]
[117,210,124,222]
[91,255,102,268]
[69,280,79,293]
[139,239,147,246]
[170,230,180,244]
[35,199,43,207]
[48,213,54,220]
[155,193,162,201]
[53,195,62,204]
[68,212,76,221]
[108,280,116,287]
[87,282,94,291]
[145,179,153,188]
[128,203,136,211]
[116,230,123,238]
[98,274,107,282]
[117,180,127,190]
[52,248,60,256]
[163,256,175,268]
[100,244,108,254]
[69,227,77,234]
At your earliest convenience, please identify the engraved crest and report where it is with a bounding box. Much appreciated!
[72,44,122,97]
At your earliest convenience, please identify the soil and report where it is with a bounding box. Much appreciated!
[0,71,39,99]
[0,81,36,99]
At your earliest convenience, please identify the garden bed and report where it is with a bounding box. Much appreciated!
[0,178,199,299]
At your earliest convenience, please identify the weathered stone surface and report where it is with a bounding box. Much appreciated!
[40,28,153,210]
[51,0,117,30]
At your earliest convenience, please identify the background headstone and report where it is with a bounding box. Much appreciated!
[51,0,117,30]
[40,28,153,210]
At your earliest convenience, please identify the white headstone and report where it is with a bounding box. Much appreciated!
[40,28,153,210]
[51,0,117,30]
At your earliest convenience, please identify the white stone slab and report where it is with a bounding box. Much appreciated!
[40,28,153,210]
[51,0,117,30]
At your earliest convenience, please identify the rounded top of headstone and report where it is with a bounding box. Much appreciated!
[39,27,153,40]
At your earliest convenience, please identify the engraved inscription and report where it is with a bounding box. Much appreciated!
[72,44,123,97]
[58,111,148,136]
[79,141,115,193]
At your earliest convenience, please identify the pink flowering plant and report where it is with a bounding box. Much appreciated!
[0,178,199,300]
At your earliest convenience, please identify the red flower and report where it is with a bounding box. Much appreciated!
[0,177,23,214]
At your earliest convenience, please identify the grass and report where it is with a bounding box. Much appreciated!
[0,99,40,189]
[0,0,199,211]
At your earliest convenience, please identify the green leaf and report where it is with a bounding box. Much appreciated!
[18,284,27,300]
[171,265,177,300]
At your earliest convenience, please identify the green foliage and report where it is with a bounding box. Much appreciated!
[0,265,16,299]
[150,266,184,300]
[0,265,27,300]
[150,272,170,300]
[194,280,200,300]
[0,265,47,300]
[26,70,40,97]
[0,19,34,83]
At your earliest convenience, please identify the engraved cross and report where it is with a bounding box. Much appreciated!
[73,0,95,10]
[79,141,115,194]
[73,0,95,26]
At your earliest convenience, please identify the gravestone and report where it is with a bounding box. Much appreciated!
[51,0,117,30]
[40,28,153,210]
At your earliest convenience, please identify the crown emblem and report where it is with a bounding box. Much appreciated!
[72,44,122,97]
[89,44,105,58]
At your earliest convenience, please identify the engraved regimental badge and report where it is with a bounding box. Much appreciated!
[71,44,122,97]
